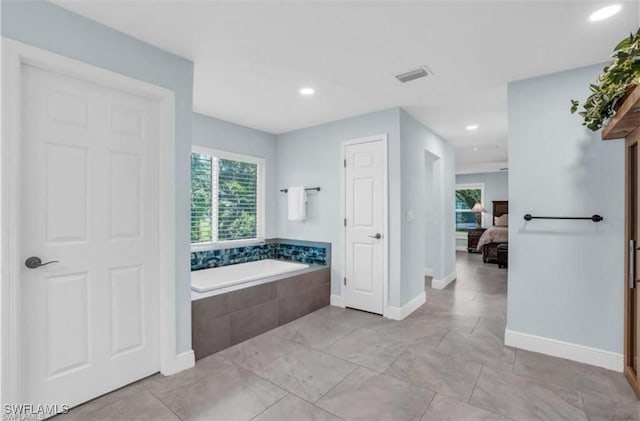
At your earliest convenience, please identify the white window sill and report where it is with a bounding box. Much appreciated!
[191,238,266,252]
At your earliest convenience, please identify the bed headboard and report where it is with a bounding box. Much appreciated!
[493,200,509,225]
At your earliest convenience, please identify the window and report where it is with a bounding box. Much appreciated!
[191,146,265,248]
[455,183,484,232]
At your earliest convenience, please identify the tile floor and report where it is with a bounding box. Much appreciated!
[59,252,640,420]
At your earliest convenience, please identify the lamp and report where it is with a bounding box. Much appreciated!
[472,202,485,228]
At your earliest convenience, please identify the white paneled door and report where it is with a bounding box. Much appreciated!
[344,137,386,315]
[20,64,160,410]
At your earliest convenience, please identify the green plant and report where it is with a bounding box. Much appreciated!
[570,28,640,131]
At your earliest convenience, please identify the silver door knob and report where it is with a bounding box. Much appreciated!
[24,256,59,269]
[368,233,382,239]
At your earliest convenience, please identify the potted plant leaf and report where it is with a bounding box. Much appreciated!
[570,28,640,131]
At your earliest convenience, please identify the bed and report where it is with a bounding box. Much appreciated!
[477,200,508,264]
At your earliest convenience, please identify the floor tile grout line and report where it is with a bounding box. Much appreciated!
[470,316,482,335]
[433,328,451,350]
[247,392,289,421]
[419,391,438,419]
[145,385,188,421]
[467,364,484,404]
[313,363,360,409]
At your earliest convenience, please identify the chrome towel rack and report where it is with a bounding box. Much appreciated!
[280,187,321,193]
[523,214,603,223]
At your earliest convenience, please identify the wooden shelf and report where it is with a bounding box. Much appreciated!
[602,85,640,140]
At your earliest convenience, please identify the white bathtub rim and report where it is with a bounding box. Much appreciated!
[191,260,324,301]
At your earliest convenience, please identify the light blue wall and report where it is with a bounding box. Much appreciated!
[2,1,195,353]
[455,171,509,248]
[399,110,456,299]
[192,113,279,238]
[508,64,624,354]
[276,108,455,308]
[276,108,404,306]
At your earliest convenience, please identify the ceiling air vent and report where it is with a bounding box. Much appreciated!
[395,66,431,83]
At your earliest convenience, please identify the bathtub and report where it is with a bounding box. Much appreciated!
[191,259,309,293]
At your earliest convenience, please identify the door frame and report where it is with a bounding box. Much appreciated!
[625,129,640,398]
[339,134,389,317]
[1,38,179,405]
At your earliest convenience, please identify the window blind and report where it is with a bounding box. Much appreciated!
[217,158,258,241]
[191,153,214,243]
[191,151,261,244]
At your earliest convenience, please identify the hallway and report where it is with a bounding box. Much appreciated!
[59,252,639,421]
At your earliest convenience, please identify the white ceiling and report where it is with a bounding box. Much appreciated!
[52,0,639,170]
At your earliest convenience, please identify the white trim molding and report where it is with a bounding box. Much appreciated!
[173,350,196,374]
[1,38,181,403]
[455,245,468,252]
[505,329,623,372]
[431,271,457,289]
[386,292,425,321]
[330,294,345,308]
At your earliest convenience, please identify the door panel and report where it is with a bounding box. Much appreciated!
[345,139,385,314]
[20,64,160,410]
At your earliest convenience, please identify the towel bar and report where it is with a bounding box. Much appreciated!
[523,214,603,222]
[280,187,321,193]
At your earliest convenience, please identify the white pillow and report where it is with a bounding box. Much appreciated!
[494,214,509,227]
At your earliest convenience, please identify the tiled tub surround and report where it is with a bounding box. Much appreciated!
[191,239,330,271]
[192,266,331,360]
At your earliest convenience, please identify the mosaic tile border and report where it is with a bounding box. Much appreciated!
[191,239,330,271]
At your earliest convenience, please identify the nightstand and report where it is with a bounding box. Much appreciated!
[467,228,486,253]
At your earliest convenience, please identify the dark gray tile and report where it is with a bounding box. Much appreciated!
[228,282,277,312]
[276,273,310,299]
[316,367,435,421]
[191,313,230,361]
[192,293,229,319]
[230,299,279,345]
[278,292,313,326]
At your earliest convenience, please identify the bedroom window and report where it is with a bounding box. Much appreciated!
[455,183,485,232]
[191,146,265,249]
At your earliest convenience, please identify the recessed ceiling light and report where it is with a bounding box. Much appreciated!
[299,87,315,96]
[466,124,479,131]
[473,147,479,152]
[589,4,621,21]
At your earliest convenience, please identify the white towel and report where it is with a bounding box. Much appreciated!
[287,186,307,221]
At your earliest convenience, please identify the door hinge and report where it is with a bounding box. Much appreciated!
[344,159,347,168]
[344,218,347,227]
[343,277,347,285]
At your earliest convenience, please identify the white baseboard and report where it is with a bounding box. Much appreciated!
[504,329,623,372]
[424,267,433,277]
[455,246,467,251]
[330,294,345,308]
[174,350,195,373]
[386,291,426,321]
[431,271,457,289]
